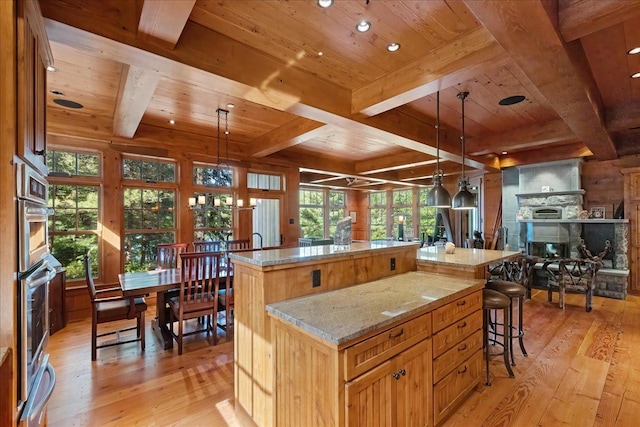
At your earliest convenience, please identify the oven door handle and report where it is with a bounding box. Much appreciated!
[24,263,56,288]
[20,356,56,424]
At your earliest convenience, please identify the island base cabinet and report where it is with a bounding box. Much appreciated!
[433,350,482,425]
[346,338,433,427]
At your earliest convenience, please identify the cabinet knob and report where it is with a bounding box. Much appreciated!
[398,369,406,376]
[457,300,467,306]
[392,372,400,380]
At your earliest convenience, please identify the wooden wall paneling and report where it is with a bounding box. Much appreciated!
[582,159,625,217]
[178,157,194,244]
[623,167,640,294]
[284,166,300,246]
[0,0,18,423]
[102,149,123,284]
[483,172,502,248]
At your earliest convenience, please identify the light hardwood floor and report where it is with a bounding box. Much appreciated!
[47,290,640,426]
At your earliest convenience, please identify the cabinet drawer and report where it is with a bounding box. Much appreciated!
[344,313,431,381]
[433,329,482,383]
[432,310,482,358]
[433,349,482,425]
[432,290,482,333]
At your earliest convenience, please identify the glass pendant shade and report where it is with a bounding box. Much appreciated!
[426,173,451,207]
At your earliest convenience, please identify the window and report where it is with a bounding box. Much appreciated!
[192,193,233,241]
[392,189,413,239]
[123,158,175,183]
[47,150,101,280]
[194,164,232,187]
[248,172,281,190]
[328,190,346,237]
[299,189,324,238]
[123,158,177,272]
[419,189,438,242]
[369,191,387,240]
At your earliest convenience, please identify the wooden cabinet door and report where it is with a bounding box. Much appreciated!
[345,359,395,427]
[395,339,432,427]
[17,0,48,175]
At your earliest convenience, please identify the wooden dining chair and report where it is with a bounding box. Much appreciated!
[225,238,251,251]
[192,240,223,252]
[543,258,600,312]
[168,251,223,355]
[84,253,147,361]
[157,242,190,269]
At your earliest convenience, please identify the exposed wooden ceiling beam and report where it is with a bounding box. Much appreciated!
[464,0,618,161]
[559,0,640,42]
[606,102,640,132]
[499,141,593,168]
[352,27,507,117]
[112,64,161,138]
[137,0,196,50]
[249,118,326,158]
[355,152,436,175]
[467,119,577,156]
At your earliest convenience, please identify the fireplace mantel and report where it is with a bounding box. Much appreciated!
[516,189,585,198]
[518,218,628,224]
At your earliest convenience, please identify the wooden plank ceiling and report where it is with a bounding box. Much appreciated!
[40,0,640,190]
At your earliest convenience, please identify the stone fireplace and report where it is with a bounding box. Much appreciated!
[513,159,629,299]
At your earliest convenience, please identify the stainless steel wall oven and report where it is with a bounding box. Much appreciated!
[16,163,56,426]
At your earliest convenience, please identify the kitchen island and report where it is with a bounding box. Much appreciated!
[416,246,521,279]
[266,271,485,426]
[228,241,421,427]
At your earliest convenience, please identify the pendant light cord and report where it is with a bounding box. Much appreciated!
[457,91,469,182]
[436,91,441,175]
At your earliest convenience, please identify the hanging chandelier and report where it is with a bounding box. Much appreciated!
[451,91,476,210]
[188,108,254,210]
[425,91,452,208]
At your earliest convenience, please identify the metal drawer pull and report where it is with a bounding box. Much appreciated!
[388,328,404,339]
[457,300,467,306]
[457,321,467,329]
[458,343,467,352]
[392,369,407,380]
[458,366,468,374]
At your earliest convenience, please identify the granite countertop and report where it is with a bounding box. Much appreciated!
[266,271,484,345]
[229,240,420,268]
[416,247,521,267]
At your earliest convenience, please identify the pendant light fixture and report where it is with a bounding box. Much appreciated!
[426,91,452,208]
[451,91,476,210]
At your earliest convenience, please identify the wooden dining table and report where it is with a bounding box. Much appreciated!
[118,267,229,350]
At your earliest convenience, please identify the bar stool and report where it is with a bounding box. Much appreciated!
[482,288,514,386]
[486,279,528,366]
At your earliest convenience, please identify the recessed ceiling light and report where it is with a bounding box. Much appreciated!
[317,51,323,56]
[387,43,400,52]
[226,103,235,109]
[169,119,175,125]
[628,47,640,55]
[46,65,58,72]
[356,21,371,32]
[501,151,508,155]
[317,0,333,8]
[53,99,83,109]
[50,90,64,95]
[632,72,640,79]
[498,95,526,105]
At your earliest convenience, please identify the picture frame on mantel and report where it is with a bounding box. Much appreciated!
[590,206,605,219]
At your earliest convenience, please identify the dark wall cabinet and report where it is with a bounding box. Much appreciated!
[49,269,67,335]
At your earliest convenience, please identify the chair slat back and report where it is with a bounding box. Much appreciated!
[179,251,222,306]
[557,259,600,289]
[192,240,223,252]
[157,243,190,269]
[225,239,250,251]
[83,253,98,302]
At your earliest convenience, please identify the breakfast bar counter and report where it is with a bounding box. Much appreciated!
[229,241,421,427]
[416,246,521,279]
